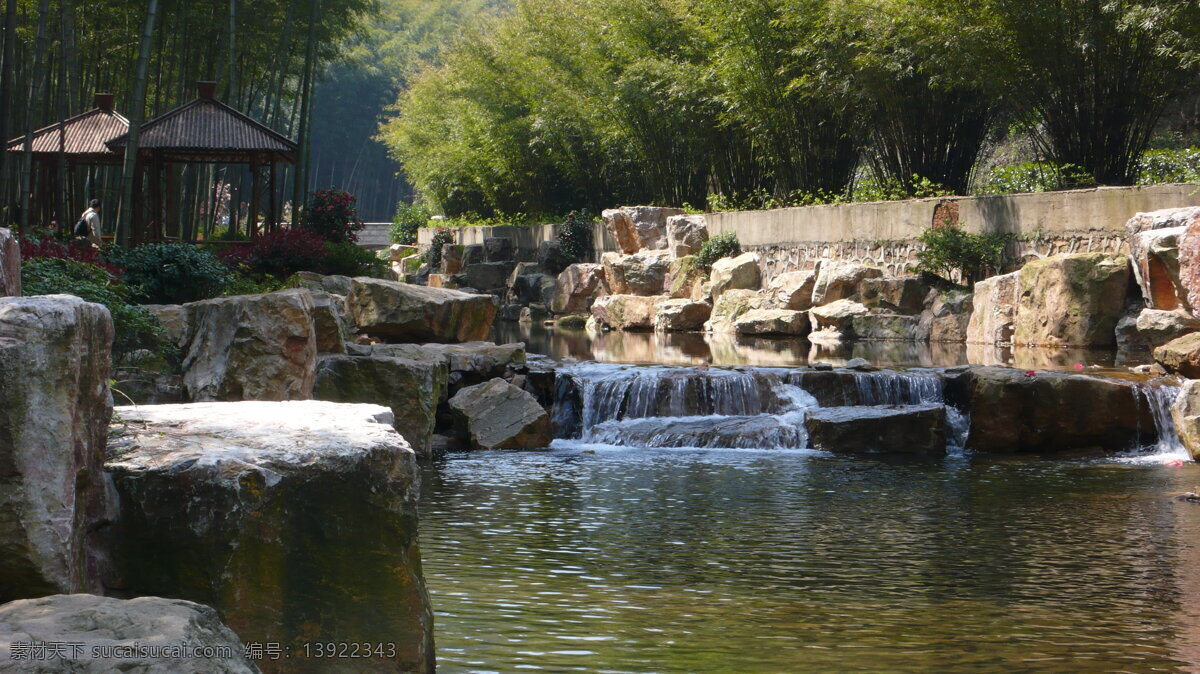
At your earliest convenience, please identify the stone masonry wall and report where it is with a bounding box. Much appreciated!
[417,183,1197,283]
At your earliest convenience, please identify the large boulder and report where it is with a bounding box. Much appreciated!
[766,270,817,311]
[1136,308,1200,348]
[967,271,1019,345]
[591,294,663,331]
[810,262,884,306]
[655,299,712,332]
[922,288,974,343]
[851,312,924,341]
[964,366,1150,453]
[308,290,347,353]
[347,276,496,343]
[1130,207,1200,310]
[550,263,606,314]
[465,261,516,291]
[144,303,190,348]
[484,236,513,262]
[0,227,19,296]
[440,244,465,274]
[860,277,927,315]
[1012,253,1130,347]
[709,252,762,300]
[735,309,809,337]
[601,250,671,296]
[704,289,766,333]
[290,271,351,296]
[806,404,946,455]
[0,296,112,601]
[537,240,571,276]
[449,378,552,449]
[602,206,684,254]
[667,255,705,299]
[809,299,869,339]
[1154,332,1200,378]
[104,401,434,672]
[181,289,317,402]
[373,341,526,389]
[665,214,709,258]
[313,355,447,456]
[0,595,255,672]
[1171,380,1200,461]
[509,272,551,305]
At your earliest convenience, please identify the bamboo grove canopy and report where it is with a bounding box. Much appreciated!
[8,82,297,243]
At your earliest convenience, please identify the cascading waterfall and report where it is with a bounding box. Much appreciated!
[555,363,968,452]
[849,370,970,450]
[1133,382,1189,461]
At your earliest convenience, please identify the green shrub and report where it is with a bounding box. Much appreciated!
[977,162,1096,195]
[21,258,175,365]
[914,225,1013,286]
[106,243,230,304]
[325,241,387,277]
[391,202,431,245]
[853,175,952,202]
[222,273,287,296]
[695,231,741,272]
[426,228,455,270]
[557,210,593,263]
[1138,148,1200,185]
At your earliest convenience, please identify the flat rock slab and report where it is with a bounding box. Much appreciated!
[104,401,434,673]
[0,594,256,672]
[805,404,946,455]
[347,277,496,343]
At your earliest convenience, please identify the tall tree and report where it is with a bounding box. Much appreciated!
[116,0,160,245]
[0,0,16,222]
[19,0,52,231]
[974,0,1200,184]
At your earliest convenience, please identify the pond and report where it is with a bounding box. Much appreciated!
[420,449,1200,672]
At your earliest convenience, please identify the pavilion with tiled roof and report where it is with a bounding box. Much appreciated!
[6,93,128,163]
[105,81,298,242]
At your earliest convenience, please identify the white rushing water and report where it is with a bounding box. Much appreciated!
[1114,382,1189,464]
[555,363,960,452]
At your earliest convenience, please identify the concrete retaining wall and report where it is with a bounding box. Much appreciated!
[417,183,1200,278]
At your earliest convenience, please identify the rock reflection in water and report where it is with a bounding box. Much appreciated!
[493,322,1141,371]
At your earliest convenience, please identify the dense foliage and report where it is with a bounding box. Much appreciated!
[302,189,365,243]
[219,229,329,280]
[106,244,231,304]
[695,232,742,273]
[21,258,173,365]
[324,241,388,277]
[381,0,1200,216]
[426,229,456,270]
[391,202,432,244]
[914,225,1013,286]
[20,236,122,275]
[557,212,593,264]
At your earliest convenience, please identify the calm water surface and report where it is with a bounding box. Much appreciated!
[419,449,1200,672]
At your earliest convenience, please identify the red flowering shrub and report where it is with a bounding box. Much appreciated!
[218,229,329,279]
[21,237,123,275]
[301,188,365,243]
